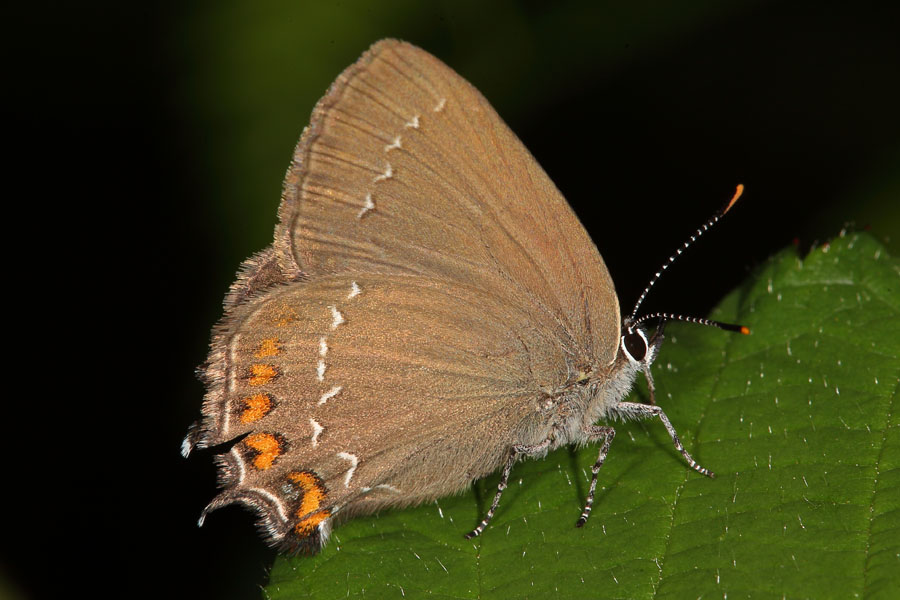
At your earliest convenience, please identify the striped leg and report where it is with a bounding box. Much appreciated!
[575,426,616,527]
[644,320,666,405]
[644,363,658,405]
[465,438,552,539]
[614,401,715,478]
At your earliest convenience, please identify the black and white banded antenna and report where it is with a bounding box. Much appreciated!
[625,184,750,336]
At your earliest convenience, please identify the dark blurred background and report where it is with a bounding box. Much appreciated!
[6,1,898,599]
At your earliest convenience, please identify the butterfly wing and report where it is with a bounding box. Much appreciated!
[197,273,570,552]
[189,39,624,552]
[273,39,620,366]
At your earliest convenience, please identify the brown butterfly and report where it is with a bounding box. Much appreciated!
[183,39,746,554]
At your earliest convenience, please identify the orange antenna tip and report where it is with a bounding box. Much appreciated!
[740,326,750,335]
[723,184,744,214]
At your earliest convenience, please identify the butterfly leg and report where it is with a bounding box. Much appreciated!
[575,425,616,527]
[643,363,658,405]
[644,319,666,405]
[465,438,552,539]
[614,401,715,478]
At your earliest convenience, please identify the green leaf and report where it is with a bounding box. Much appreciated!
[264,232,899,599]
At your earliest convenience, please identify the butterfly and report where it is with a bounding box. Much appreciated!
[183,39,745,554]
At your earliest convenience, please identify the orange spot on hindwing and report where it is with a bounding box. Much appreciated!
[286,471,331,537]
[239,393,275,424]
[271,305,299,327]
[249,364,278,386]
[242,433,286,470]
[255,337,281,358]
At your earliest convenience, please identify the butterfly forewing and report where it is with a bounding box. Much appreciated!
[275,40,620,366]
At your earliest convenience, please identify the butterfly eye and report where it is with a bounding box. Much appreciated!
[622,330,648,363]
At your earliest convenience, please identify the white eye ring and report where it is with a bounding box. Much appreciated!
[621,328,649,364]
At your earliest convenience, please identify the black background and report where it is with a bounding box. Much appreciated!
[6,1,898,599]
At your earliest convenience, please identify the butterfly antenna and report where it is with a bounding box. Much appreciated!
[627,184,749,335]
[631,311,749,334]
